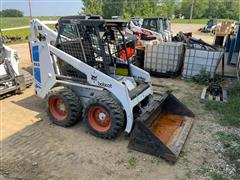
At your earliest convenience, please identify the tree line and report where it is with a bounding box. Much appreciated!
[82,0,240,20]
[0,9,24,17]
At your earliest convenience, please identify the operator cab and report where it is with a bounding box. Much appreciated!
[142,17,171,33]
[55,16,132,78]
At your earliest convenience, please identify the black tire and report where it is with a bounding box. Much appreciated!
[47,87,82,127]
[83,96,125,139]
[19,68,33,88]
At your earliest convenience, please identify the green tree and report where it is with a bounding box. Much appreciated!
[81,0,102,15]
[156,2,168,17]
[102,0,124,18]
[205,0,219,18]
[181,0,208,19]
[1,9,23,17]
[81,0,240,20]
[222,0,240,20]
[193,0,208,18]
[206,0,239,20]
[180,0,239,20]
[163,0,176,17]
[123,0,163,18]
[174,1,182,18]
[122,0,139,19]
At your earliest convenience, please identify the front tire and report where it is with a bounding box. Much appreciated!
[83,96,125,139]
[47,87,82,127]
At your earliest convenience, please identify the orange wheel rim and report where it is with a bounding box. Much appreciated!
[88,106,111,132]
[49,96,68,121]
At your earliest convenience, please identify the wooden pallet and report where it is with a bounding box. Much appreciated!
[200,87,227,102]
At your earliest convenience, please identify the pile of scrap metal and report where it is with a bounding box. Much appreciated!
[175,32,220,51]
[172,32,192,41]
[174,32,216,49]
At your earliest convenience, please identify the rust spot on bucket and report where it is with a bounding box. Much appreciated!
[150,114,185,144]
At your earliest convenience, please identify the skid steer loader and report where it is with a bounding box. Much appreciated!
[29,16,194,162]
[0,39,33,98]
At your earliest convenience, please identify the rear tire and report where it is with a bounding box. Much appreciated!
[47,87,82,127]
[83,96,125,139]
[19,68,33,88]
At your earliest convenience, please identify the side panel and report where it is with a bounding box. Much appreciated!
[32,45,41,91]
[31,42,56,98]
[130,64,152,83]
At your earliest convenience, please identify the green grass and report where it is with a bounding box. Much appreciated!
[216,131,240,178]
[175,176,187,180]
[217,131,240,144]
[205,81,240,179]
[205,81,240,127]
[0,16,59,29]
[2,29,30,42]
[192,70,222,85]
[0,16,58,43]
[217,132,240,161]
[205,98,240,126]
[210,172,229,180]
[2,24,56,43]
[228,81,240,97]
[127,156,138,168]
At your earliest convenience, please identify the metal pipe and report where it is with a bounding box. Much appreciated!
[56,75,85,82]
[117,26,131,76]
[28,0,32,20]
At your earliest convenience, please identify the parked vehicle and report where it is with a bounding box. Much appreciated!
[125,18,142,35]
[200,19,217,33]
[29,16,194,161]
[141,18,173,42]
[126,17,173,42]
[0,39,33,98]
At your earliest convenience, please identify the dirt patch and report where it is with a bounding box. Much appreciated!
[0,88,43,140]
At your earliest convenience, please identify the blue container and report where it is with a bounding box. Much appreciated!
[234,23,240,52]
[227,37,236,65]
[225,35,231,52]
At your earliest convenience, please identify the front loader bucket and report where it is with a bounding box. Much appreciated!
[128,92,194,162]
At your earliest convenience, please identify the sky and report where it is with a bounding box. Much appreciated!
[0,0,83,16]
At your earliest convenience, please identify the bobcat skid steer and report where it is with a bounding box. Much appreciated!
[29,16,194,162]
[0,39,33,98]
